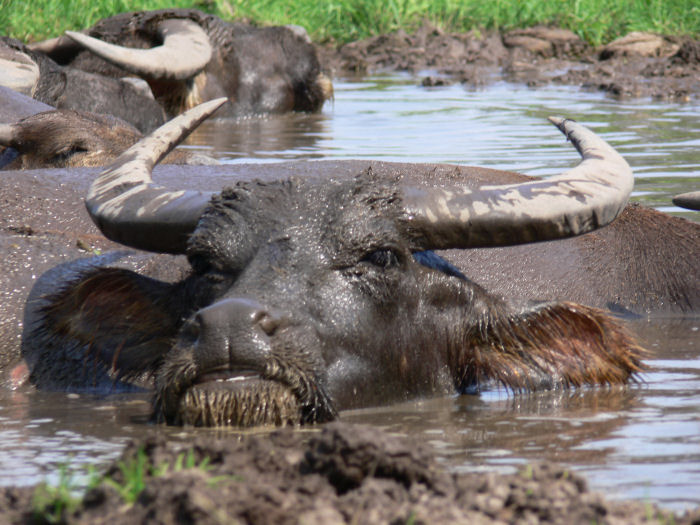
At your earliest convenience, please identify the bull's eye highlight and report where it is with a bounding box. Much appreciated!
[364,249,400,269]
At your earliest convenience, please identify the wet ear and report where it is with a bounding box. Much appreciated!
[41,268,182,380]
[458,302,647,392]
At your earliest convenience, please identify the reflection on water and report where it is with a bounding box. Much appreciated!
[186,76,699,219]
[343,319,700,510]
[0,77,698,509]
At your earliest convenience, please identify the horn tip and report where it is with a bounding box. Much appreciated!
[207,97,229,111]
[192,97,229,120]
[672,191,700,211]
[547,116,573,131]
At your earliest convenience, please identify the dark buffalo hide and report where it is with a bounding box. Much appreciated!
[3,162,696,414]
[34,9,333,118]
[1,36,166,133]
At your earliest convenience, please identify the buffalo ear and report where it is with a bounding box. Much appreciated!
[40,268,182,381]
[458,302,646,392]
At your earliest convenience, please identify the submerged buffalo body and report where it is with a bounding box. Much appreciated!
[33,9,333,118]
[0,37,166,133]
[16,100,657,427]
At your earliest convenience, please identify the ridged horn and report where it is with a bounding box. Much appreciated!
[86,98,227,254]
[673,191,700,211]
[28,34,80,55]
[0,124,15,146]
[65,18,213,81]
[0,49,40,96]
[402,117,633,249]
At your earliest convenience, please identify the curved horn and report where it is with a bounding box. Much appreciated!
[65,18,213,81]
[673,191,700,211]
[402,117,633,249]
[0,49,40,96]
[28,34,81,56]
[86,98,227,254]
[0,124,15,146]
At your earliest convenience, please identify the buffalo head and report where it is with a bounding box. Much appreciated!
[32,9,333,118]
[0,108,217,169]
[39,99,644,426]
[1,36,166,134]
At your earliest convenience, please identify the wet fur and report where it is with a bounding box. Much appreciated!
[456,302,646,392]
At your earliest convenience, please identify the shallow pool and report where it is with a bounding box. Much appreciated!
[1,76,698,510]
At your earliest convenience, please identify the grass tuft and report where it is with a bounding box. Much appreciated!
[30,447,217,522]
[31,463,100,524]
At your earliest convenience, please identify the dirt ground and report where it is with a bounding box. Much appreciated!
[320,25,700,101]
[1,422,699,524]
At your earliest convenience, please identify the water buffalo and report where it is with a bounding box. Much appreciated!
[18,99,652,427]
[1,37,166,133]
[0,107,216,169]
[31,9,333,119]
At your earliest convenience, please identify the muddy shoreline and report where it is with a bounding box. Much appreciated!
[1,422,698,524]
[320,25,700,101]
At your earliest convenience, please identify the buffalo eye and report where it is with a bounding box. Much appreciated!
[363,248,400,269]
[49,145,88,164]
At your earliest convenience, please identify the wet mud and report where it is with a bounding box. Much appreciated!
[320,25,700,101]
[2,423,698,524]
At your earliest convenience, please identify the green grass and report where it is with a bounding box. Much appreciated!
[30,448,221,522]
[103,447,214,504]
[31,463,100,524]
[1,0,698,46]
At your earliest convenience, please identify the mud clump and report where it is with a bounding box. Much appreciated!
[320,24,700,102]
[2,423,698,524]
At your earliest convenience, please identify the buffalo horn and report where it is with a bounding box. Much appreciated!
[0,48,40,96]
[65,19,213,81]
[85,98,227,254]
[402,118,633,249]
[28,34,80,55]
[673,191,700,211]
[0,124,14,145]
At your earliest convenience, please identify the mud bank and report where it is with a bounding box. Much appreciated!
[320,25,700,101]
[1,423,698,524]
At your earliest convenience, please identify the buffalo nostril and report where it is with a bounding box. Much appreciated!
[257,313,281,336]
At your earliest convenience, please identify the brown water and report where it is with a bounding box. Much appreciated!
[1,77,698,510]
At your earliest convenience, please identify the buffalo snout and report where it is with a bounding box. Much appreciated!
[190,297,286,375]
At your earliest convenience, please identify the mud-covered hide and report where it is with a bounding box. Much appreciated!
[40,9,332,118]
[0,166,194,388]
[0,86,52,124]
[443,202,700,316]
[0,37,165,133]
[7,161,695,409]
[0,86,52,168]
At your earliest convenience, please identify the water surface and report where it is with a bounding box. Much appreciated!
[187,75,699,217]
[1,77,698,509]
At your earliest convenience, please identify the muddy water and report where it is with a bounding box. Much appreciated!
[1,77,698,509]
